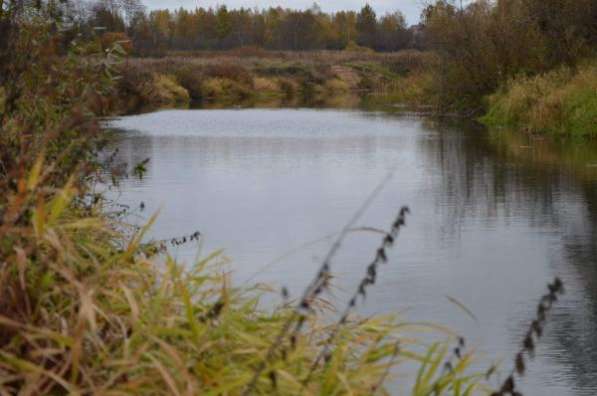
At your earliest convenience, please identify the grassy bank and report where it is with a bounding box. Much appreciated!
[482,61,597,139]
[111,50,436,113]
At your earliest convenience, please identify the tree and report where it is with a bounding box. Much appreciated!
[330,11,357,49]
[377,12,409,51]
[356,4,377,48]
[215,5,232,44]
[90,3,126,32]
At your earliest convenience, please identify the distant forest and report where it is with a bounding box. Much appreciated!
[64,1,421,55]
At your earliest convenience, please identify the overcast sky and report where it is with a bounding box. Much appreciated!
[140,0,429,24]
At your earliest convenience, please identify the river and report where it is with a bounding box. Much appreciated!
[107,108,597,395]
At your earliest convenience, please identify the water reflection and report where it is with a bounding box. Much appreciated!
[108,109,597,395]
[420,121,597,395]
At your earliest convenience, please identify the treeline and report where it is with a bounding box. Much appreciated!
[421,0,597,110]
[76,2,418,54]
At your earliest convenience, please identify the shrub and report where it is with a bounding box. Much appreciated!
[201,77,251,101]
[152,74,190,105]
[204,63,253,86]
[277,78,298,98]
[174,66,206,100]
[253,76,280,93]
[324,78,351,94]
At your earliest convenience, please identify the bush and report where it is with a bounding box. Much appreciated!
[201,77,251,101]
[152,74,190,105]
[204,63,253,86]
[253,76,280,93]
[277,78,298,98]
[324,78,351,94]
[174,66,206,100]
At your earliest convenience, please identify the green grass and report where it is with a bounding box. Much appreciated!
[482,61,597,139]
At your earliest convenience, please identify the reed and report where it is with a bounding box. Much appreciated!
[241,172,396,395]
[490,278,565,396]
[302,206,411,387]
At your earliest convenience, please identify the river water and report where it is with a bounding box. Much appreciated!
[108,108,597,395]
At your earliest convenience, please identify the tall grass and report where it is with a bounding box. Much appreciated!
[0,125,483,394]
[482,61,597,138]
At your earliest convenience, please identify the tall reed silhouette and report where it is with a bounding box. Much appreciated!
[300,206,410,388]
[241,171,396,395]
[491,277,564,396]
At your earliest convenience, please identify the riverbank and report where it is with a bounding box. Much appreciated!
[109,50,437,113]
[482,61,597,139]
[110,50,597,141]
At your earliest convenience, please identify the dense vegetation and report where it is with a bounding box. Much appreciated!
[482,62,597,138]
[421,0,597,114]
[108,50,436,112]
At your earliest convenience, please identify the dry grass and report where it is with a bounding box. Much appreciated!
[152,74,190,105]
[253,76,279,92]
[114,50,437,111]
[483,61,597,138]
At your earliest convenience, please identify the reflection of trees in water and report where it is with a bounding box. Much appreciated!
[419,120,574,239]
[421,119,597,394]
[110,130,403,177]
[554,180,597,394]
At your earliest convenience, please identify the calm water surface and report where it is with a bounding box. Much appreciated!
[108,109,597,395]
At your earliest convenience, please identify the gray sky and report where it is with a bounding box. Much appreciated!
[141,0,428,24]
